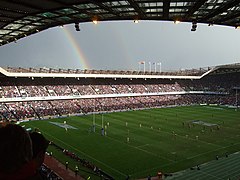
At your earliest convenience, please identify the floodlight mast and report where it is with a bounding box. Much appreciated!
[144,62,145,73]
[138,61,145,73]
[157,62,162,73]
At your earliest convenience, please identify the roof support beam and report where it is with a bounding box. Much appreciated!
[216,12,240,23]
[9,0,42,11]
[201,0,240,21]
[184,0,207,19]
[127,0,146,19]
[50,0,97,21]
[90,1,120,17]
[163,0,170,19]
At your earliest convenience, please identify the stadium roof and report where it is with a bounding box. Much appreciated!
[0,63,239,79]
[210,63,240,75]
[0,0,240,46]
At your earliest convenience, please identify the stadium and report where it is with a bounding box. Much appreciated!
[0,64,240,179]
[0,0,240,180]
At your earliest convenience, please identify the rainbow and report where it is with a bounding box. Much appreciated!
[61,27,90,69]
[110,24,137,70]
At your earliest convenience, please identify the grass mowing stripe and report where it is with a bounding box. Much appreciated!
[184,169,223,180]
[191,171,223,180]
[171,156,240,180]
[202,157,240,176]
[168,152,240,180]
[224,169,240,180]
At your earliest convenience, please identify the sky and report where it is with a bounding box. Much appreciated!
[0,21,240,71]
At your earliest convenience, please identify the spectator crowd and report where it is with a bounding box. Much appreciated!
[0,71,239,122]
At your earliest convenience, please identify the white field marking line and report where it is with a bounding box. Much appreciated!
[136,144,149,148]
[134,146,174,162]
[204,107,224,110]
[27,124,126,177]
[109,111,222,148]
[105,135,174,163]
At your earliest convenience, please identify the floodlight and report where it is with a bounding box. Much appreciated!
[93,20,98,24]
[75,23,80,31]
[191,21,197,31]
[134,20,139,23]
[174,20,180,24]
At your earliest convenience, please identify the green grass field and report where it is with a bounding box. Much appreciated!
[21,105,240,179]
